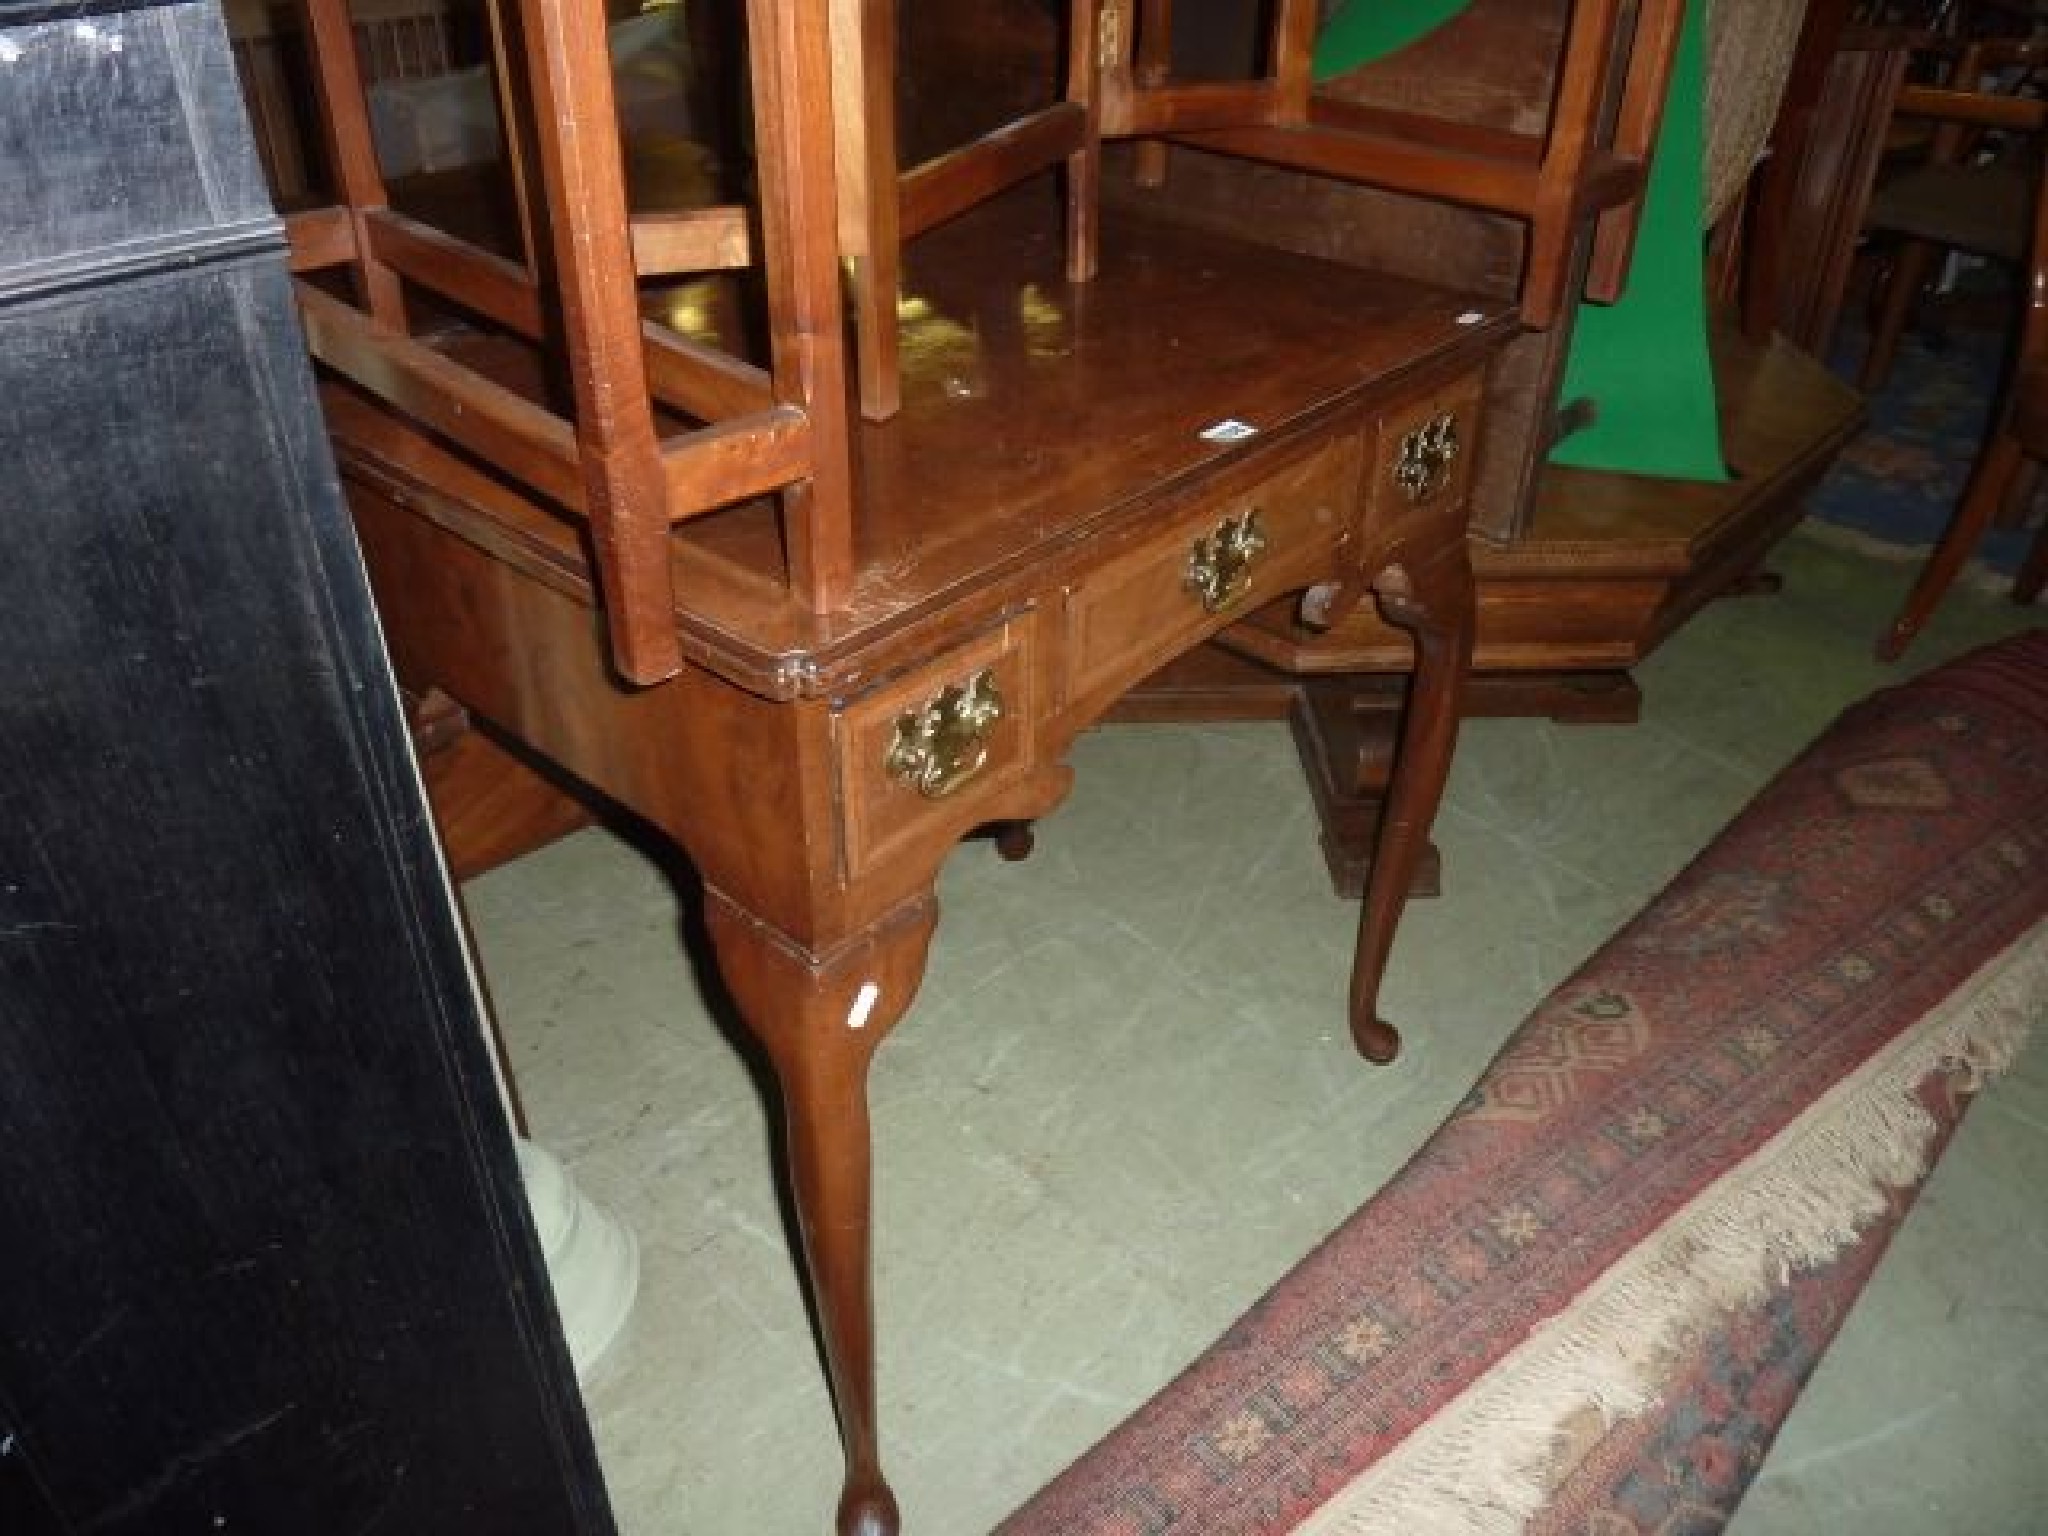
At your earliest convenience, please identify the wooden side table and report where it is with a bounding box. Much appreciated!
[331,191,1511,1533]
[251,0,1683,1523]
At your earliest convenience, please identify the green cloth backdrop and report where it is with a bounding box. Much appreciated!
[1315,0,1728,482]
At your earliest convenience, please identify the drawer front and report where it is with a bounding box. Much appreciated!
[1062,438,1354,715]
[836,619,1035,879]
[1366,371,1485,530]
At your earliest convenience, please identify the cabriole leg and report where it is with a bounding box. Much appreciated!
[1348,539,1476,1063]
[703,892,938,1536]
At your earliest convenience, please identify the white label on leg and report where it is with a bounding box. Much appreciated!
[848,981,881,1031]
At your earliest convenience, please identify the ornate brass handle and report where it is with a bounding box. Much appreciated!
[884,669,1004,799]
[1394,412,1459,504]
[1185,509,1268,614]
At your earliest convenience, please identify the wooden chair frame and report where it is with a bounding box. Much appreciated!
[1100,0,1685,317]
[284,0,1686,665]
[833,0,1688,419]
[1878,71,2048,655]
[1858,35,2047,388]
[286,0,854,685]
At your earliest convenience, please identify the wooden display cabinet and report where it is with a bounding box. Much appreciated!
[262,1,1681,1528]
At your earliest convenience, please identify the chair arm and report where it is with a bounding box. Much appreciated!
[1894,83,2048,132]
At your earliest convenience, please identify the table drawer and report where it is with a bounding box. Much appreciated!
[835,619,1035,879]
[1061,438,1354,714]
[1366,370,1485,529]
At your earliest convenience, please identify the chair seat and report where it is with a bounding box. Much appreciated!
[1866,158,2035,261]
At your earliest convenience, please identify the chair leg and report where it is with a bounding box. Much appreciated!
[1997,455,2039,529]
[1861,238,1938,394]
[2016,491,2048,605]
[1879,430,2028,661]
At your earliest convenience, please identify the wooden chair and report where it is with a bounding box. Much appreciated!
[1099,0,1687,319]
[835,0,1690,420]
[283,0,851,687]
[1877,72,2048,658]
[1858,37,2046,389]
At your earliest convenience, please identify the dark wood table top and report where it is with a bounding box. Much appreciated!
[330,184,1511,692]
[694,188,1509,645]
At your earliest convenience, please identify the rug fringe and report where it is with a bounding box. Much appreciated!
[1295,918,2047,1536]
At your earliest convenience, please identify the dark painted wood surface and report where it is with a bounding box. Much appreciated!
[0,6,617,1532]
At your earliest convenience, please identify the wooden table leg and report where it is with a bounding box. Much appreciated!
[1879,431,2026,663]
[704,891,939,1536]
[1347,538,1476,1062]
[990,819,1036,861]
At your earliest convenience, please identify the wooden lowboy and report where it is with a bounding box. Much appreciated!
[264,0,1675,1526]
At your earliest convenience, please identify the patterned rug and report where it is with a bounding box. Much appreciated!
[1805,319,2038,581]
[1001,631,2048,1535]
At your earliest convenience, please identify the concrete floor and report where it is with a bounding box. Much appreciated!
[462,531,2046,1535]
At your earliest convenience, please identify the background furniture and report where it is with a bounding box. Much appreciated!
[1104,0,1866,894]
[1744,12,1923,353]
[0,1,612,1529]
[1879,72,2048,654]
[1857,37,2044,389]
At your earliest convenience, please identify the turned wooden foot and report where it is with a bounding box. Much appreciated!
[704,893,938,1536]
[837,1485,901,1536]
[1347,539,1475,1061]
[991,819,1036,861]
[1354,1015,1402,1064]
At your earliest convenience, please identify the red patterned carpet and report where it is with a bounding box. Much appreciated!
[1001,630,2048,1536]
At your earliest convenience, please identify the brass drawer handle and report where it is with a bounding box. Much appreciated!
[884,669,1004,799]
[1185,509,1268,614]
[1394,412,1459,504]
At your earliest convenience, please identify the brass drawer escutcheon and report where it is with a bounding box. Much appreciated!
[884,669,1004,799]
[1184,509,1268,614]
[1394,412,1459,504]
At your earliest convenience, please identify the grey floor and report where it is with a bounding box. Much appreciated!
[463,531,2047,1536]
